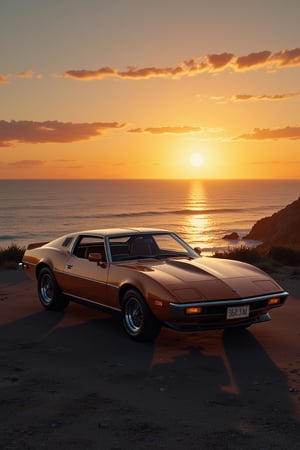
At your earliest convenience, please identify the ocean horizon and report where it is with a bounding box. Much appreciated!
[1,179,300,254]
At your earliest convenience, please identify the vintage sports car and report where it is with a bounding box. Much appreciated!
[20,228,288,342]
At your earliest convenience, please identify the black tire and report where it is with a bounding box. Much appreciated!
[38,268,69,311]
[121,289,161,342]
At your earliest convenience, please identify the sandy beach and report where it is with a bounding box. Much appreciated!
[1,268,299,450]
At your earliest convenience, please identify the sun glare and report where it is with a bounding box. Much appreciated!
[190,153,204,167]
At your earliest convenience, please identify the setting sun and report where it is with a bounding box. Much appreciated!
[190,153,204,167]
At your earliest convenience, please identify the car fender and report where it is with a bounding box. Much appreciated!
[117,270,176,319]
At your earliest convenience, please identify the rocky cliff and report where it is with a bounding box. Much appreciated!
[244,197,300,247]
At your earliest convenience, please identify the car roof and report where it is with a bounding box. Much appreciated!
[72,227,169,238]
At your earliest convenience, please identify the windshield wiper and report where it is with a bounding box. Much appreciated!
[117,253,188,261]
[152,253,187,259]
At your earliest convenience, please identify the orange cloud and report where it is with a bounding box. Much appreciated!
[5,159,85,171]
[0,71,42,82]
[0,120,126,147]
[235,50,271,70]
[16,71,35,79]
[232,92,300,101]
[207,52,234,69]
[236,126,300,140]
[0,74,9,84]
[61,66,117,80]
[62,65,185,81]
[251,160,300,165]
[128,126,202,134]
[8,160,46,167]
[60,47,300,80]
[120,65,185,79]
[271,48,300,67]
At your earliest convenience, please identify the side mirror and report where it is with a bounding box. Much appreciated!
[194,247,202,256]
[88,252,102,265]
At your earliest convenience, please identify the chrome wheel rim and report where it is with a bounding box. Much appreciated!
[40,274,54,304]
[124,297,144,334]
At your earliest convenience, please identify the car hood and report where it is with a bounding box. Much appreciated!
[121,257,284,302]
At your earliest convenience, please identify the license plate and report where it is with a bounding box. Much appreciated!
[226,305,249,320]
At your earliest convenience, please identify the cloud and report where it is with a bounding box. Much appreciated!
[112,161,128,166]
[16,71,35,79]
[15,71,42,79]
[207,52,235,69]
[235,50,271,70]
[5,159,85,171]
[8,160,46,167]
[271,48,300,67]
[236,126,300,140]
[0,74,9,84]
[61,67,117,80]
[0,120,126,147]
[128,126,202,134]
[232,92,300,102]
[251,160,300,165]
[62,65,185,81]
[0,72,42,83]
[60,47,300,81]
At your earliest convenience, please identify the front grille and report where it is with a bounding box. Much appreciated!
[202,299,270,315]
[170,292,288,320]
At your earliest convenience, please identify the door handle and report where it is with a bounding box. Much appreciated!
[66,264,73,269]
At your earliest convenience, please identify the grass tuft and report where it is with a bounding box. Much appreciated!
[213,244,300,269]
[0,244,26,269]
[213,245,264,264]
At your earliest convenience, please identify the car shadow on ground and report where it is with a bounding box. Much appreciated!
[1,303,299,449]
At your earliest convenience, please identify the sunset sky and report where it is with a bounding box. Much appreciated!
[1,0,300,179]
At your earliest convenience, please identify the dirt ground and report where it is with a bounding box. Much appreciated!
[0,268,299,450]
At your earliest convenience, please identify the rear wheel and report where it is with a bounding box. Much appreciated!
[121,289,161,342]
[38,268,69,311]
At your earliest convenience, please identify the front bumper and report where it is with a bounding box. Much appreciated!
[164,312,271,332]
[165,291,288,331]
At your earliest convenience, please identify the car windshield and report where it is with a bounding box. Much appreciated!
[108,232,198,262]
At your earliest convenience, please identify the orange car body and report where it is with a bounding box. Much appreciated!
[21,228,288,340]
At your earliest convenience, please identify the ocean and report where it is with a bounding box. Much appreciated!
[1,179,299,254]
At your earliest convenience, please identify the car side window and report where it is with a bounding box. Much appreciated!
[73,236,107,262]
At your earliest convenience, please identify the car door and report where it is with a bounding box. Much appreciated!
[60,235,110,304]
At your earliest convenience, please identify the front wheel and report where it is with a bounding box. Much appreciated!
[38,268,69,311]
[121,289,161,342]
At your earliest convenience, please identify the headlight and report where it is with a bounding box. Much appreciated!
[268,297,281,305]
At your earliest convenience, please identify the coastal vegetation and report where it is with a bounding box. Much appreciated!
[0,244,25,269]
[213,244,300,271]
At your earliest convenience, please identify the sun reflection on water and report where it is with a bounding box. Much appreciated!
[180,180,214,252]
